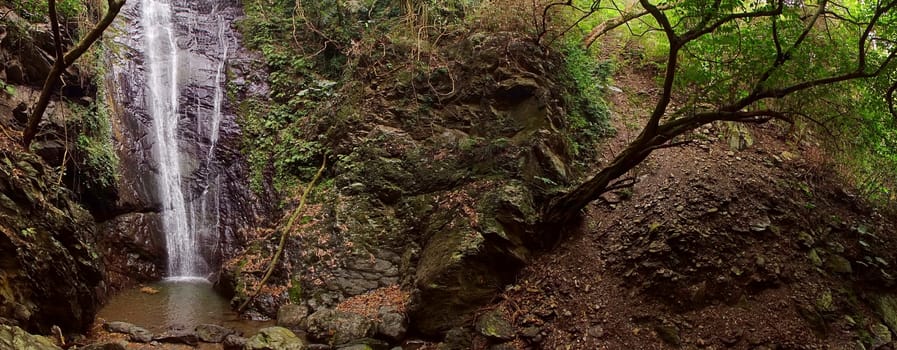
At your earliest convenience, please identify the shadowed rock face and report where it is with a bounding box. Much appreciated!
[0,150,104,334]
[101,0,270,286]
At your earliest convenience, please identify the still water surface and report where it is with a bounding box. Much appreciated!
[97,278,272,335]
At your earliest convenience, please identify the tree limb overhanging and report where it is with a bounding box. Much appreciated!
[542,0,897,227]
[22,0,126,147]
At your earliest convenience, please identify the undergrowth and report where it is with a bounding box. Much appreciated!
[234,0,614,197]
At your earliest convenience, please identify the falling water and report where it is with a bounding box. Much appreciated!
[141,0,199,278]
[208,15,228,159]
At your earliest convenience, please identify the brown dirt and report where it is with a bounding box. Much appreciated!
[481,51,897,349]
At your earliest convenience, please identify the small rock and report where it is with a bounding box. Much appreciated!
[475,310,515,341]
[587,326,605,339]
[519,326,540,339]
[870,323,892,348]
[808,249,823,267]
[153,331,198,346]
[244,327,306,350]
[195,324,235,343]
[139,286,159,295]
[826,254,853,274]
[654,323,680,346]
[797,232,815,249]
[104,321,153,343]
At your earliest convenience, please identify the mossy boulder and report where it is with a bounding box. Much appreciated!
[244,327,306,350]
[0,325,59,350]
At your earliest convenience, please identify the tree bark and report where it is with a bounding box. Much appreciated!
[22,0,126,147]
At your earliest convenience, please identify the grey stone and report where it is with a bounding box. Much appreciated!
[306,309,374,345]
[195,323,235,343]
[104,321,153,343]
[375,312,407,341]
[223,334,247,350]
[277,304,310,329]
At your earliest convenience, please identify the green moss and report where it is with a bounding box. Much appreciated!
[288,277,302,304]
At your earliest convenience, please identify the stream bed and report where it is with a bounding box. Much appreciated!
[97,278,272,336]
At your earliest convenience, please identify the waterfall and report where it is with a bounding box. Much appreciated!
[208,15,228,159]
[141,0,199,278]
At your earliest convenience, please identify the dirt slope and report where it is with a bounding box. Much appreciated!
[476,65,897,349]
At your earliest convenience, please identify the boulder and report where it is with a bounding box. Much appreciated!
[277,304,310,330]
[0,325,60,350]
[244,327,306,350]
[223,334,247,350]
[195,324,235,343]
[306,309,374,345]
[375,312,407,341]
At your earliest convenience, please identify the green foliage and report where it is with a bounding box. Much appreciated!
[0,80,15,96]
[9,0,85,22]
[70,99,118,191]
[557,34,612,158]
[563,0,897,206]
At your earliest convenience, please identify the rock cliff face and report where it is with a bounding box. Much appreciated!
[0,145,104,334]
[0,5,106,335]
[224,31,594,335]
[101,0,269,285]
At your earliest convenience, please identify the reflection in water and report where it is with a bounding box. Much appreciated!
[98,279,271,335]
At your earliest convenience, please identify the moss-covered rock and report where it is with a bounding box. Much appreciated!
[0,150,104,334]
[245,327,306,350]
[0,325,60,350]
[874,294,897,334]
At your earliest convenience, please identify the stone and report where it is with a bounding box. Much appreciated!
[195,324,236,343]
[519,326,540,338]
[475,310,515,341]
[0,150,104,334]
[826,254,853,274]
[79,341,127,350]
[438,327,473,350]
[0,325,60,350]
[244,327,306,350]
[870,323,892,348]
[306,309,374,345]
[375,312,407,341]
[808,249,823,267]
[223,334,247,350]
[488,343,517,350]
[153,331,198,345]
[104,321,153,343]
[874,294,897,334]
[654,323,681,346]
[277,304,310,329]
